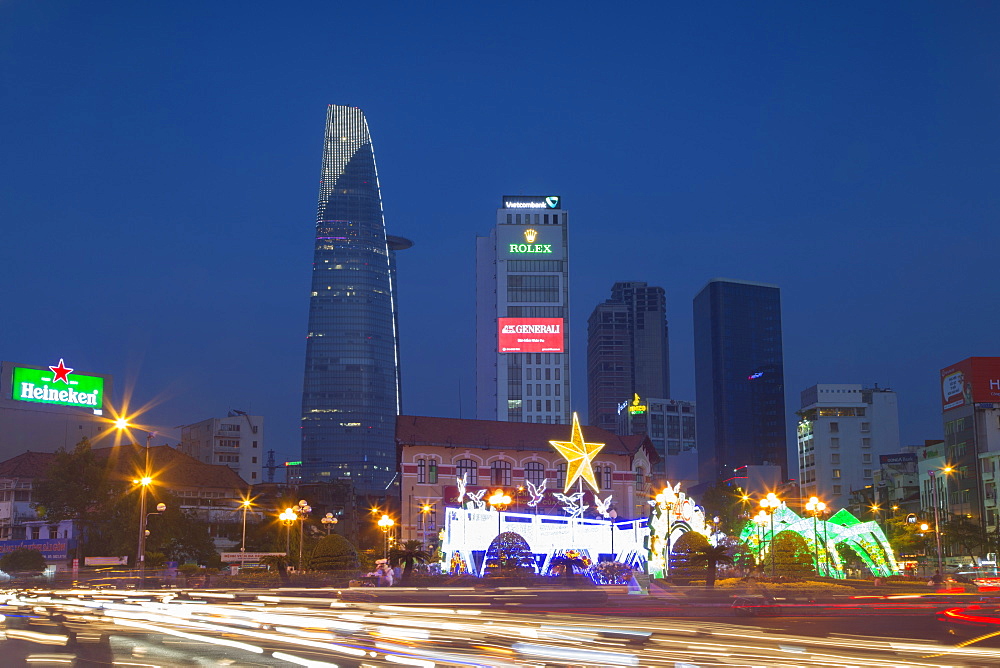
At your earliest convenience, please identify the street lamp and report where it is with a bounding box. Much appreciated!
[279,508,296,562]
[239,496,253,569]
[929,468,947,577]
[759,492,781,577]
[488,490,511,539]
[655,487,679,577]
[805,496,827,576]
[752,510,769,567]
[419,504,433,546]
[609,508,618,559]
[293,500,311,571]
[321,512,338,535]
[116,418,157,583]
[377,514,395,560]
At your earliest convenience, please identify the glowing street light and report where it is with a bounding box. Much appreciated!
[293,500,312,570]
[279,507,297,560]
[655,486,679,577]
[759,493,781,577]
[488,490,512,539]
[377,514,395,559]
[238,496,254,569]
[805,496,827,576]
[117,417,156,583]
[321,512,338,535]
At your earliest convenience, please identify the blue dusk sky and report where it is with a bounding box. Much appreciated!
[1,2,998,468]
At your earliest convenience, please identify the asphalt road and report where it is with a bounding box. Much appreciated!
[3,586,1000,667]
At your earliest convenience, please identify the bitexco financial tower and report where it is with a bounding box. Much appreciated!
[300,105,411,494]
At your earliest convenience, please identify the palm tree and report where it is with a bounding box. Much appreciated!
[388,540,432,584]
[689,545,735,588]
[259,554,290,584]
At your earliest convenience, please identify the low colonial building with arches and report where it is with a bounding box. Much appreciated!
[396,415,657,545]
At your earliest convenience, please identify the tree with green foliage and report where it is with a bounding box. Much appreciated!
[944,515,986,564]
[389,540,432,583]
[698,483,751,536]
[0,548,46,574]
[309,534,360,571]
[33,438,117,562]
[762,530,815,578]
[688,545,735,588]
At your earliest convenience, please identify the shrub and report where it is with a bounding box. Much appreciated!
[587,561,633,585]
[762,531,815,578]
[0,548,46,574]
[308,534,360,571]
[178,564,203,577]
[669,531,710,581]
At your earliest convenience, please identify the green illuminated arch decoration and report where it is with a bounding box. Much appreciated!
[739,506,899,579]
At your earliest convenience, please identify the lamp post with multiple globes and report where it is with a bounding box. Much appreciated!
[759,492,781,577]
[321,512,338,535]
[377,514,395,560]
[278,507,297,562]
[752,510,769,567]
[654,487,679,576]
[805,496,827,576]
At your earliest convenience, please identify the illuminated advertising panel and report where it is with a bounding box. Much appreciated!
[11,359,104,410]
[940,357,1000,411]
[496,225,564,260]
[502,195,560,210]
[498,318,564,353]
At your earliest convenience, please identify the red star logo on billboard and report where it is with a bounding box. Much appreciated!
[48,359,74,384]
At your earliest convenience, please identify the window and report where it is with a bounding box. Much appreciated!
[428,461,438,484]
[862,453,872,464]
[862,438,871,448]
[829,422,839,433]
[833,485,842,495]
[634,466,645,491]
[251,457,257,464]
[491,460,512,487]
[526,384,532,396]
[525,462,544,486]
[417,459,426,484]
[832,469,841,478]
[554,384,560,396]
[554,368,560,380]
[831,454,840,464]
[456,459,478,486]
[861,422,871,433]
[252,472,257,480]
[556,463,567,490]
[602,466,612,490]
[830,438,840,448]
[864,469,873,478]
[546,400,552,411]
[545,368,551,380]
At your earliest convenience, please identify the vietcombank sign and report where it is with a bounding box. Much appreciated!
[12,359,103,409]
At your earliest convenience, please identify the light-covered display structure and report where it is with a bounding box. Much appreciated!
[739,504,899,578]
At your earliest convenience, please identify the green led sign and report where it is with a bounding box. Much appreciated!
[285,461,302,466]
[12,359,103,409]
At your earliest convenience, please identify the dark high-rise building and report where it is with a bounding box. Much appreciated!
[694,278,786,484]
[587,282,670,433]
[300,105,411,493]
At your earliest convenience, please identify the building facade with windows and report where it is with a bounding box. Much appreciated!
[937,357,1000,531]
[396,415,656,544]
[476,196,570,425]
[179,412,264,484]
[587,282,670,434]
[617,397,697,488]
[300,105,412,493]
[796,384,900,511]
[694,278,787,483]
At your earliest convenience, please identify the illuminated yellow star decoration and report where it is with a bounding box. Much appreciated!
[549,412,605,493]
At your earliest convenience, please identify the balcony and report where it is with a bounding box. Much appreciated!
[983,470,995,482]
[986,496,997,508]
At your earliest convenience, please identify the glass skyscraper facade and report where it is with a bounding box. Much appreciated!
[587,281,670,433]
[301,105,411,493]
[693,278,787,483]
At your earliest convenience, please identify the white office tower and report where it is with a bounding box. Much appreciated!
[476,196,570,424]
[797,384,900,510]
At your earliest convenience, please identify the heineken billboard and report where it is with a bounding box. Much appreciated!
[11,359,104,410]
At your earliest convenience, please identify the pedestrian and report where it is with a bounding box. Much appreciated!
[929,570,943,586]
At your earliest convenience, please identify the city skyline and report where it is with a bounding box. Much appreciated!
[2,3,998,467]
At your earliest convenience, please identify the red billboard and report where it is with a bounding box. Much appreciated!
[498,318,564,353]
[940,357,1000,411]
